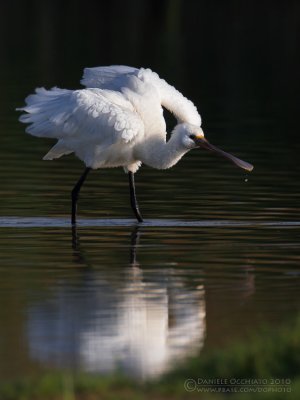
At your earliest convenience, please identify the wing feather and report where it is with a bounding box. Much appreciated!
[81,65,201,126]
[80,65,138,89]
[18,87,144,145]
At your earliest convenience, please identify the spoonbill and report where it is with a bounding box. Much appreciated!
[18,65,253,224]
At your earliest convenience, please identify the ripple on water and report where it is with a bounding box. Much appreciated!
[0,216,300,228]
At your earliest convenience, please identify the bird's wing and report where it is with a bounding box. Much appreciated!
[80,65,138,89]
[18,87,144,144]
[80,65,201,126]
[139,69,202,126]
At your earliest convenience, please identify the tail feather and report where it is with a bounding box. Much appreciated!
[43,140,73,160]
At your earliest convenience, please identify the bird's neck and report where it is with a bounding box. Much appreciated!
[135,131,189,170]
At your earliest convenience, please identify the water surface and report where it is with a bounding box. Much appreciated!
[0,1,300,380]
[0,216,299,380]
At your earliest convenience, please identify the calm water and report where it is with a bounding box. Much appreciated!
[0,111,299,380]
[1,0,300,382]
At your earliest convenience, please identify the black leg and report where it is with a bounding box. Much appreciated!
[71,167,91,225]
[128,172,143,222]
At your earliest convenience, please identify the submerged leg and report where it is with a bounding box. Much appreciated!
[71,167,91,225]
[128,172,143,223]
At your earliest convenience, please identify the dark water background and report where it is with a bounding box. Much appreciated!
[0,0,299,380]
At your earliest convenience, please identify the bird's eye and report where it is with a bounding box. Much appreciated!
[189,134,196,139]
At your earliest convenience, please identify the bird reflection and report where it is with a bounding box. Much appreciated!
[129,225,141,266]
[27,225,206,379]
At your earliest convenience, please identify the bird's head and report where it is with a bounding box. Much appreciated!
[179,123,254,172]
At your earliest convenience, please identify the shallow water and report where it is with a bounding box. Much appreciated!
[1,4,300,379]
[0,160,300,379]
[1,105,300,381]
[1,180,300,382]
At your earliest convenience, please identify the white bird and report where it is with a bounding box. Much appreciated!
[17,65,253,224]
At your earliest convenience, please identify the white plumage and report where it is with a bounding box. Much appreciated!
[18,66,204,172]
[18,65,253,223]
